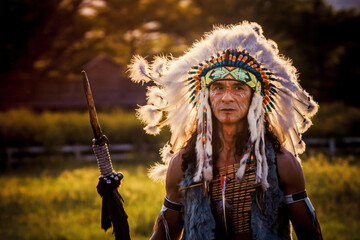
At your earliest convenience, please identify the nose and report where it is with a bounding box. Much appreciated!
[221,88,234,103]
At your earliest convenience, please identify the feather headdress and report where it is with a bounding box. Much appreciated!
[128,21,318,190]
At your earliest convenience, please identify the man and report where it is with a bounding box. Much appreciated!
[129,21,322,239]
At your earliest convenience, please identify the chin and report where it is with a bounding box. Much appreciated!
[216,112,246,124]
[218,116,240,124]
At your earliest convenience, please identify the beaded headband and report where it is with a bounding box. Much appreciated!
[204,67,260,95]
[188,49,276,112]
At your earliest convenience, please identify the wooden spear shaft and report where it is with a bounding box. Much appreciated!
[82,70,103,142]
[82,70,113,176]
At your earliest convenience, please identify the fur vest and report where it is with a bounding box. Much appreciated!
[180,141,291,240]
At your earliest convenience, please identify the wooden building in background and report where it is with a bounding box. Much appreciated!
[0,55,147,110]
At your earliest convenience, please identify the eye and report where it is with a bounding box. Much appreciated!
[233,84,245,91]
[211,83,224,91]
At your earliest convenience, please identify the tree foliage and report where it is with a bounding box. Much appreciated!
[1,0,359,106]
[0,0,94,78]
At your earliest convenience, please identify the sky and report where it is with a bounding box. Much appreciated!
[326,0,360,11]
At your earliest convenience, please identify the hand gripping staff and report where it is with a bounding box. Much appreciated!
[82,70,131,240]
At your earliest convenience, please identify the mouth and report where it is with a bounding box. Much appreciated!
[220,108,235,112]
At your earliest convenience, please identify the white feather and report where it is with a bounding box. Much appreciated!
[194,132,204,183]
[248,94,263,143]
[128,55,154,83]
[144,125,161,135]
[235,151,251,182]
[152,56,169,78]
[148,163,168,181]
[136,105,163,125]
[203,89,213,182]
[260,128,269,190]
[193,91,207,183]
[146,86,167,107]
[298,117,312,133]
[290,127,306,154]
[160,143,173,164]
[203,167,213,183]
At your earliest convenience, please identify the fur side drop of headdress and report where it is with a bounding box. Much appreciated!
[128,21,318,190]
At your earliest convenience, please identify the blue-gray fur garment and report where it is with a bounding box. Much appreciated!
[181,140,291,240]
[250,141,291,240]
[181,166,216,240]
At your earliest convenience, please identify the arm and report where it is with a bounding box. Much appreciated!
[277,148,323,240]
[150,151,184,240]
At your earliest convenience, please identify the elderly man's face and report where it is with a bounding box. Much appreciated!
[209,80,252,125]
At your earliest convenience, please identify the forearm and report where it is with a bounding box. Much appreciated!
[151,151,185,239]
[294,223,322,240]
[286,194,323,240]
[150,216,168,240]
[150,210,183,240]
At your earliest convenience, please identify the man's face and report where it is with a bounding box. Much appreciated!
[209,80,252,125]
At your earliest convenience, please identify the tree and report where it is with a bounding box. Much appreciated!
[1,0,359,109]
[89,0,202,63]
[0,0,96,78]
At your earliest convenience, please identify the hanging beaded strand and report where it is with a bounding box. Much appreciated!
[202,107,207,143]
[247,154,254,169]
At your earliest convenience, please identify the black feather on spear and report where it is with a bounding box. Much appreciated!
[82,70,131,240]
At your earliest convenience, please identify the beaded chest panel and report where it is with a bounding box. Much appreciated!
[210,161,258,234]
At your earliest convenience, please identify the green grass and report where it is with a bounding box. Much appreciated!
[301,154,360,240]
[0,109,170,148]
[0,158,165,240]
[0,153,359,239]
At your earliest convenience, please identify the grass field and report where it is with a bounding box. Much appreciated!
[0,153,359,240]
